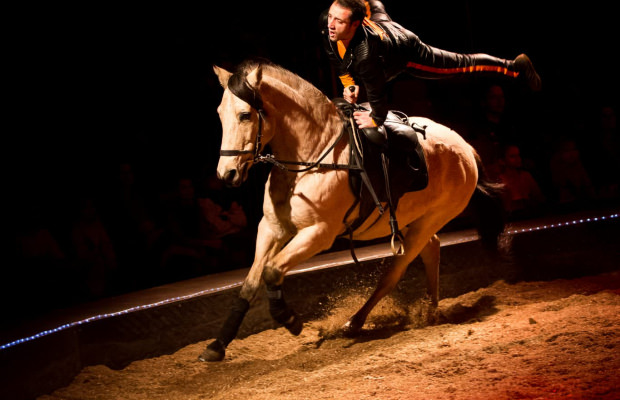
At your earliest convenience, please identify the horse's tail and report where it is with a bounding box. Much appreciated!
[470,155,506,251]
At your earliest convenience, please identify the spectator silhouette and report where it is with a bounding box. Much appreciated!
[467,84,520,181]
[498,144,546,220]
[548,137,596,213]
[158,176,224,282]
[15,203,66,269]
[11,202,72,324]
[69,195,118,300]
[100,161,163,292]
[198,173,252,271]
[579,104,619,201]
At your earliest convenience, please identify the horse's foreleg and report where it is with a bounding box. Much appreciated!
[264,283,304,336]
[199,265,268,362]
[344,224,437,336]
[199,221,285,362]
[198,295,251,362]
[262,224,336,335]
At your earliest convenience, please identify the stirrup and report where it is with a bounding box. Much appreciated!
[391,231,405,256]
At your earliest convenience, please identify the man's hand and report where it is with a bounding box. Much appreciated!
[343,85,359,104]
[353,110,377,129]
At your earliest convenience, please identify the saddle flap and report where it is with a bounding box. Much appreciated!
[334,101,429,234]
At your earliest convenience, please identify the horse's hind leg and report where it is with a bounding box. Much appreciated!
[419,233,440,307]
[343,224,439,336]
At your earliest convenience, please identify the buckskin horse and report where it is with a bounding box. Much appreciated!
[199,59,504,362]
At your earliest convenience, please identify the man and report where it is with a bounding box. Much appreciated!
[321,0,541,132]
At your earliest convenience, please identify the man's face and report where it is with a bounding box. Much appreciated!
[327,2,359,42]
[504,146,522,168]
[485,85,505,115]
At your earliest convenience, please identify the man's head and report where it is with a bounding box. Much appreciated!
[502,144,522,169]
[481,84,505,123]
[327,0,366,42]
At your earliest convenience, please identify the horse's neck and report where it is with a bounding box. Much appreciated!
[263,76,346,164]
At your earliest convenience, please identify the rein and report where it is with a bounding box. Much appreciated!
[219,67,394,260]
[255,127,356,173]
[220,70,360,174]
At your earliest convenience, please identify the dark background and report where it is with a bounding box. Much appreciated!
[16,2,617,185]
[5,3,618,393]
[14,0,618,232]
[7,0,619,334]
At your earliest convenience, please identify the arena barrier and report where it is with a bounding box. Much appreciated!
[2,207,618,400]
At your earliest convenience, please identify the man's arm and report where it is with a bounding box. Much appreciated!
[357,55,390,126]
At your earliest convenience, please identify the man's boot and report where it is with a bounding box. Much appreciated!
[514,53,542,91]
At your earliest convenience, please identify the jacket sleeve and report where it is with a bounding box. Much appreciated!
[356,42,390,126]
[339,73,357,88]
[366,0,391,22]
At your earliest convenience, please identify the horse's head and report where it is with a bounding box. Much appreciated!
[213,63,267,187]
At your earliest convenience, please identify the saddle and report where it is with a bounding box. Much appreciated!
[334,99,429,256]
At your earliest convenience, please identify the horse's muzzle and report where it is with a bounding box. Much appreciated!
[219,169,240,187]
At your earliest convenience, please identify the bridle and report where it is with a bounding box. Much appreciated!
[219,70,356,173]
[218,66,404,258]
[218,71,266,162]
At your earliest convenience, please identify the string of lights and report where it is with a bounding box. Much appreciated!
[2,211,617,351]
[0,282,242,351]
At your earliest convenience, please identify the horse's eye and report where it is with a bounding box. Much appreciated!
[239,112,252,122]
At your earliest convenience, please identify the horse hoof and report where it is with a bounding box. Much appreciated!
[342,319,362,337]
[198,340,225,362]
[285,313,303,336]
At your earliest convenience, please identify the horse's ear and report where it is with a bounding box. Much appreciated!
[246,65,262,89]
[213,65,232,88]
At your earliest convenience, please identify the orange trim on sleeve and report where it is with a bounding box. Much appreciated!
[406,61,519,78]
[362,18,385,40]
[339,74,356,87]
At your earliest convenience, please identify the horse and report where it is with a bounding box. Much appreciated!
[199,59,504,362]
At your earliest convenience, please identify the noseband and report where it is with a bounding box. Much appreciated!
[219,71,265,160]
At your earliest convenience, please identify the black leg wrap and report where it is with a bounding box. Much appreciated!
[199,297,250,362]
[202,338,226,361]
[218,296,250,347]
[267,285,303,335]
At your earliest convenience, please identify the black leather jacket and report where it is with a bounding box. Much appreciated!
[320,3,421,126]
[320,1,513,126]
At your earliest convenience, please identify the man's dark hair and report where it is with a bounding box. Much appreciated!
[334,0,367,22]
